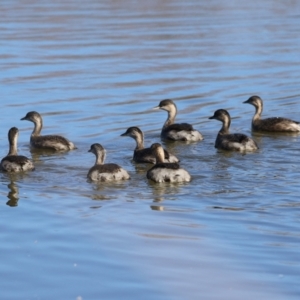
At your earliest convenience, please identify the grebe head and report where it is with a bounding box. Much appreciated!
[209,109,231,123]
[88,143,106,164]
[150,143,165,163]
[21,111,42,123]
[243,95,263,108]
[120,126,143,139]
[153,99,177,112]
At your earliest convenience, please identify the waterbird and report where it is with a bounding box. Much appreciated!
[153,99,203,141]
[87,143,130,182]
[243,95,300,132]
[21,111,76,151]
[120,126,179,163]
[146,143,191,183]
[209,109,258,151]
[1,127,35,172]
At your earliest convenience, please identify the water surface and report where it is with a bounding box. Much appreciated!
[1,1,300,299]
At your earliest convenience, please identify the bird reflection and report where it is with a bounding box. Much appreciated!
[252,130,300,138]
[150,205,164,211]
[6,181,19,207]
[132,162,151,175]
[148,181,181,204]
[30,147,65,161]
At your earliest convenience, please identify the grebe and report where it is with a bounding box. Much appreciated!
[1,127,35,172]
[153,99,203,141]
[87,143,130,182]
[21,111,76,151]
[209,109,258,151]
[120,126,179,163]
[243,95,300,132]
[146,143,191,183]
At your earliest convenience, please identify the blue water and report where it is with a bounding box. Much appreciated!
[1,1,300,299]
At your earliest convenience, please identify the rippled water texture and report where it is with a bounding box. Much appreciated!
[1,1,300,299]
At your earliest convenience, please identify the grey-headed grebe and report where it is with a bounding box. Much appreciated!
[209,109,258,151]
[153,99,203,141]
[21,111,76,151]
[146,143,191,183]
[87,143,130,181]
[244,95,300,132]
[120,126,179,164]
[1,127,35,172]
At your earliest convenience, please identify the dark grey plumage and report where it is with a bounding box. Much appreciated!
[120,126,179,163]
[21,111,76,151]
[146,143,191,182]
[148,161,180,171]
[209,109,258,152]
[1,127,35,172]
[88,163,122,174]
[87,143,130,181]
[153,99,203,141]
[244,95,300,132]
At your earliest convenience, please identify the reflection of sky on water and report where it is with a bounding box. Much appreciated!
[0,1,300,299]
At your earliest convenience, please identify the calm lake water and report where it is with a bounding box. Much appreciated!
[1,0,300,299]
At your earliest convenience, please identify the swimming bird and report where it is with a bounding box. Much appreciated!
[243,95,300,132]
[146,143,191,183]
[209,109,258,151]
[20,111,76,151]
[153,99,203,141]
[120,126,179,163]
[1,127,35,172]
[87,143,130,182]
